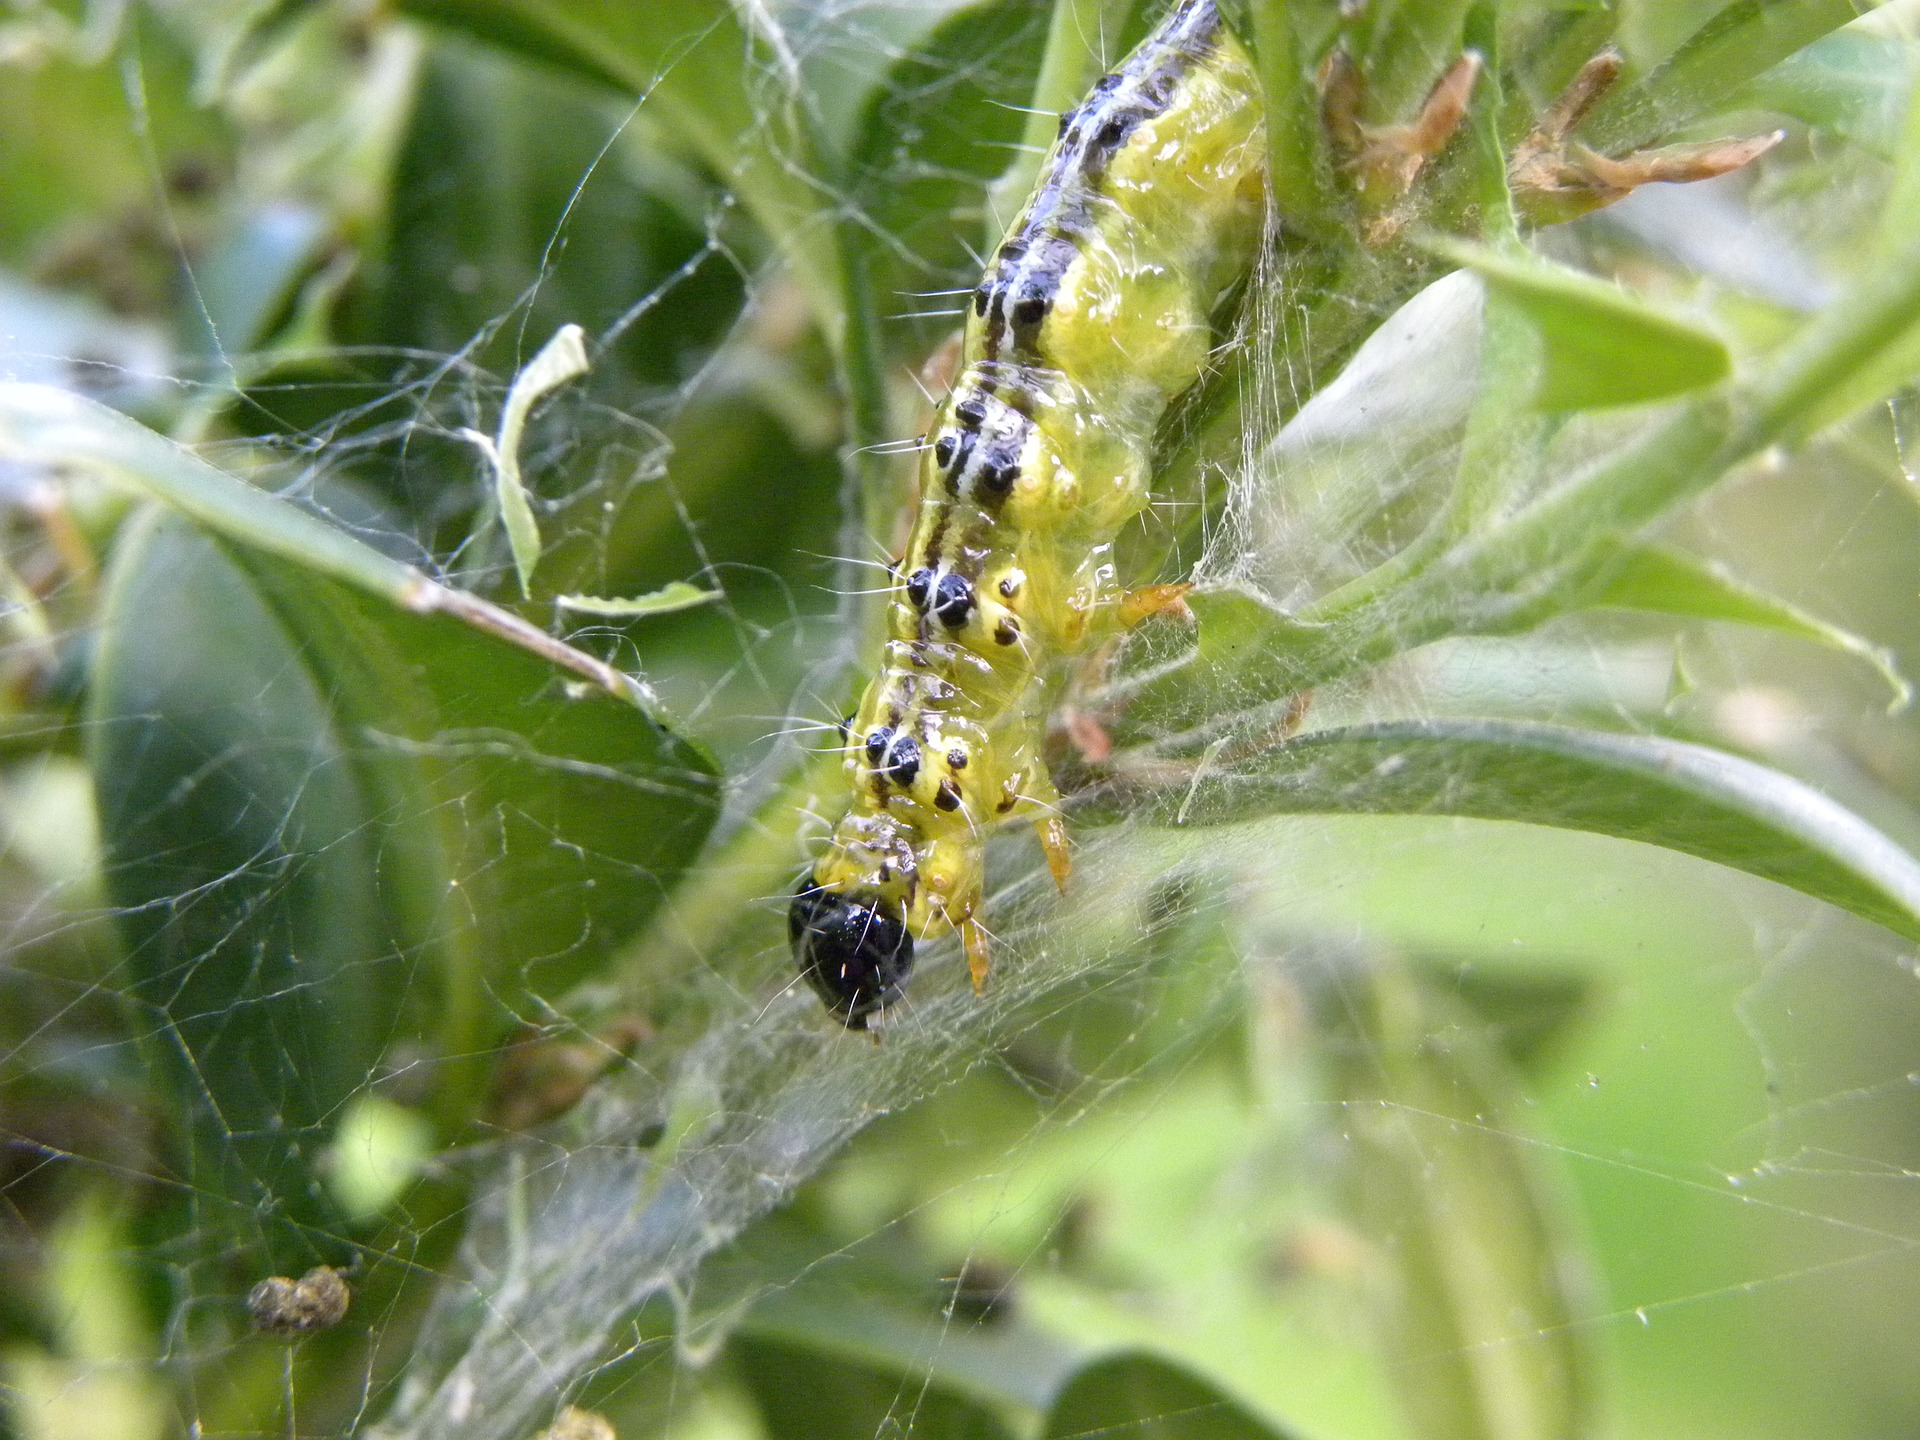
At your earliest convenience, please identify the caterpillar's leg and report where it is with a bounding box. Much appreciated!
[1017,763,1072,893]
[1059,587,1192,764]
[1036,816,1071,891]
[1062,706,1113,765]
[1117,582,1193,629]
[961,917,992,995]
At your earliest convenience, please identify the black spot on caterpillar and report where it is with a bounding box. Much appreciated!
[793,0,1265,1029]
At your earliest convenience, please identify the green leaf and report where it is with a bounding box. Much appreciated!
[1329,963,1594,1440]
[190,201,331,367]
[727,1215,1081,1420]
[90,515,434,1271]
[0,382,667,715]
[1427,240,1731,409]
[1138,717,1920,944]
[89,513,720,1282]
[1739,25,1919,158]
[735,1336,1018,1440]
[393,0,845,338]
[555,583,719,618]
[1585,0,1862,154]
[1586,540,1910,709]
[1041,1352,1299,1440]
[1192,587,1328,671]
[0,382,417,602]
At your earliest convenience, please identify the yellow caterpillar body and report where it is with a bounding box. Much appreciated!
[792,0,1266,1026]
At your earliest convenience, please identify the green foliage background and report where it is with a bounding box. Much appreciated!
[3,1,1920,1438]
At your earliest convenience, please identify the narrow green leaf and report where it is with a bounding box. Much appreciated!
[1041,1352,1299,1440]
[1329,963,1593,1440]
[1139,717,1920,943]
[1880,19,1920,249]
[556,583,719,618]
[464,321,588,596]
[1426,240,1731,409]
[1585,0,1862,154]
[1739,25,1919,158]
[0,382,666,713]
[0,381,420,604]
[1243,0,1343,239]
[1588,540,1910,709]
[1766,35,1920,429]
[1750,227,1920,442]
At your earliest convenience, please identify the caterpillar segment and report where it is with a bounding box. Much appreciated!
[791,0,1266,1028]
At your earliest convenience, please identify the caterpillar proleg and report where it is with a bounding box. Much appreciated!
[791,0,1265,1027]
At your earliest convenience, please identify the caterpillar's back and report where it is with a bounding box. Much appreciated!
[793,0,1265,1027]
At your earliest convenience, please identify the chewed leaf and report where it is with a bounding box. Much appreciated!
[1042,1351,1299,1439]
[1143,718,1920,943]
[478,322,589,596]
[1426,239,1731,410]
[556,583,718,618]
[1588,540,1910,709]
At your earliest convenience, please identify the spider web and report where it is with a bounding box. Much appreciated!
[4,3,1920,1440]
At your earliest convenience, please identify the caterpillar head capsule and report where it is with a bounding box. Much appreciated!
[789,880,914,1028]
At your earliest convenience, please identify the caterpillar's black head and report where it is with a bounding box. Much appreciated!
[789,880,914,1029]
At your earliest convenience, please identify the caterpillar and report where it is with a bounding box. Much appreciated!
[791,0,1266,1027]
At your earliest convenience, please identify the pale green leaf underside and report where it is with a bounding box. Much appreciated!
[1427,240,1732,410]
[1137,718,1920,943]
